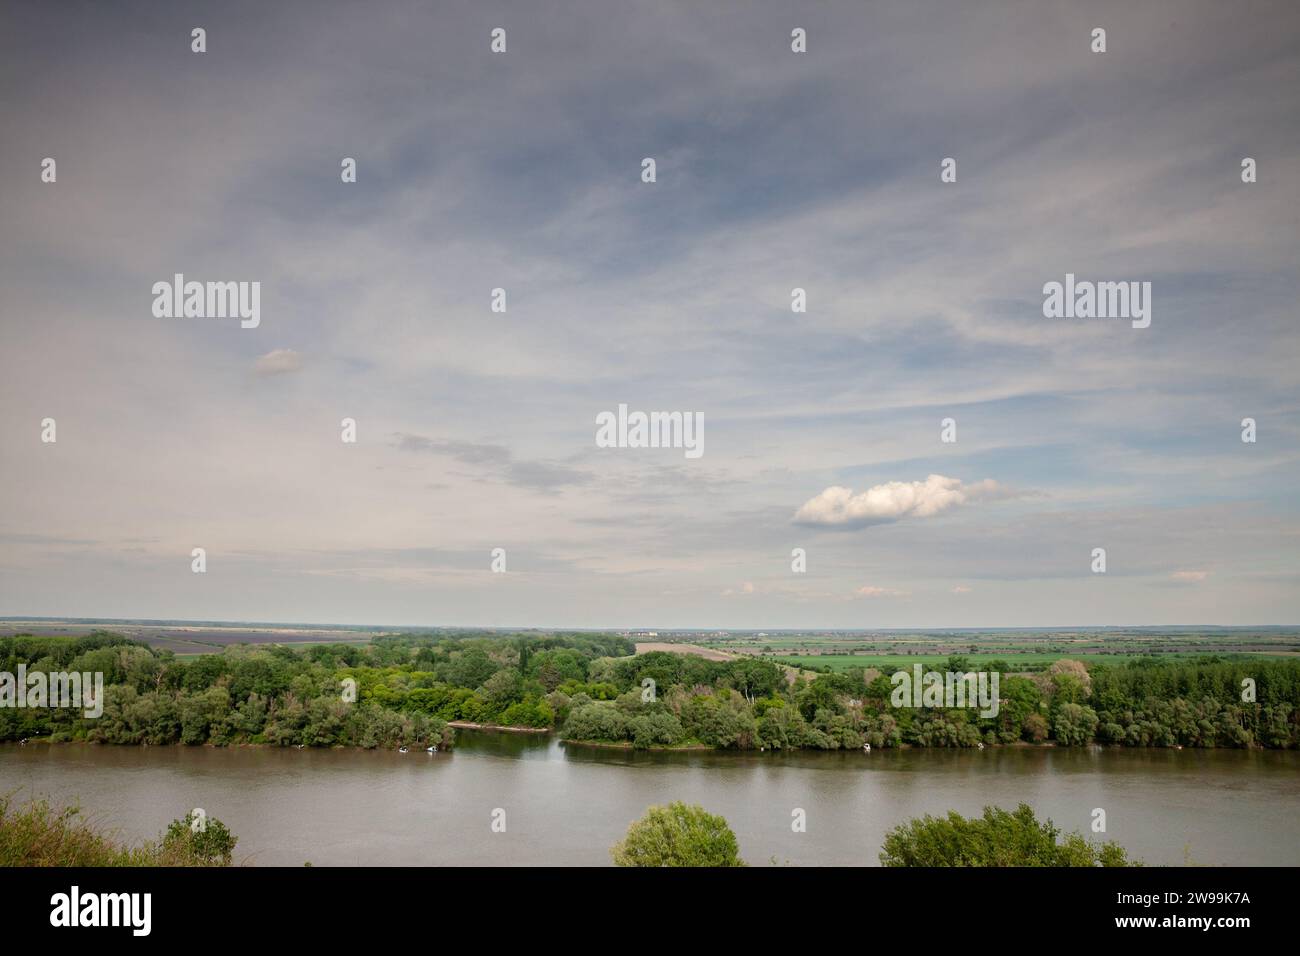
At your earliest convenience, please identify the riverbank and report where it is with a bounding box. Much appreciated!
[446,721,549,735]
[560,738,714,751]
[4,736,457,752]
[11,732,1282,754]
[557,738,1054,752]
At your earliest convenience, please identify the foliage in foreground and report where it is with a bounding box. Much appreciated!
[611,801,745,867]
[0,796,237,866]
[879,803,1138,867]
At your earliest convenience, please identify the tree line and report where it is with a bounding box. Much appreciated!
[0,631,634,748]
[2,633,1296,750]
[558,651,1300,750]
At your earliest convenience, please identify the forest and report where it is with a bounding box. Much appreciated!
[1,632,1297,751]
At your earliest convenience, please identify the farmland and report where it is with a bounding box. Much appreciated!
[0,618,388,658]
[656,627,1300,674]
[4,620,1298,672]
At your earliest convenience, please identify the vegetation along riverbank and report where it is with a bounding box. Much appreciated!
[2,631,1297,751]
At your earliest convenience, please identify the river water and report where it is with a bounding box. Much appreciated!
[2,734,1296,866]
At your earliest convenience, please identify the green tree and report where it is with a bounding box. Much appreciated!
[1023,710,1050,743]
[480,668,524,712]
[443,647,497,689]
[880,804,1136,867]
[1054,702,1099,746]
[163,811,238,866]
[611,802,745,867]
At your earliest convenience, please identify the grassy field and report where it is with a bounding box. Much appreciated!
[8,621,1299,669]
[699,628,1300,674]
[770,650,1291,673]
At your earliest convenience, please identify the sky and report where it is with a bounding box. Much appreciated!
[1,0,1298,629]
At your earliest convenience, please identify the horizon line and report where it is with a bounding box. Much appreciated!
[2,615,1298,633]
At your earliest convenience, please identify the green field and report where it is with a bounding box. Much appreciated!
[770,650,1289,673]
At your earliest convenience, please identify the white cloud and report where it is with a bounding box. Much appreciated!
[1171,570,1211,583]
[855,585,909,598]
[254,349,303,375]
[794,475,1008,529]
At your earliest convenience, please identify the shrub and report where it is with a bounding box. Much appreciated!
[0,797,238,867]
[611,802,744,867]
[880,803,1137,867]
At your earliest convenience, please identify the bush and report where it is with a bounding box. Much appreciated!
[0,797,238,867]
[880,803,1137,867]
[611,802,745,867]
[163,810,238,865]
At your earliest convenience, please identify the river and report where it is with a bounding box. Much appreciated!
[2,734,1296,866]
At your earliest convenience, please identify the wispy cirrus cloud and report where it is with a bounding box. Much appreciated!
[392,433,592,492]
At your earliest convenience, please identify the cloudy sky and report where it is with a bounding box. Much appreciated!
[1,0,1298,628]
